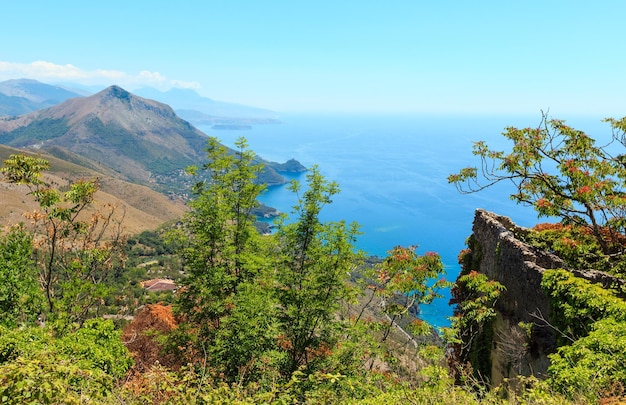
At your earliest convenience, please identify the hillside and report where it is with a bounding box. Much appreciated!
[0,85,304,194]
[0,144,186,235]
[0,85,210,188]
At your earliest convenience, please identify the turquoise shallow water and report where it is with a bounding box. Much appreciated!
[199,113,607,328]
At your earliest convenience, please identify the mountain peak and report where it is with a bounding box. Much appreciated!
[0,86,208,188]
[90,85,177,120]
[98,85,132,102]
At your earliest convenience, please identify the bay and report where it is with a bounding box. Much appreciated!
[199,113,608,328]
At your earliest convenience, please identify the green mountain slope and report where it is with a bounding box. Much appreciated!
[0,85,305,195]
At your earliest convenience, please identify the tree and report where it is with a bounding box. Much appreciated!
[175,145,366,381]
[271,166,363,375]
[173,137,272,380]
[0,225,42,327]
[540,269,626,401]
[448,113,626,257]
[175,139,454,387]
[0,154,125,325]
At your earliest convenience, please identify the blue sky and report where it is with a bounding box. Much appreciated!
[1,1,625,115]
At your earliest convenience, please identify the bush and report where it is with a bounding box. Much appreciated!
[0,319,132,403]
[58,318,133,380]
[548,317,626,401]
[541,269,626,340]
[0,355,113,404]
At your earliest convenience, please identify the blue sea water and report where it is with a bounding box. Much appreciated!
[199,113,609,329]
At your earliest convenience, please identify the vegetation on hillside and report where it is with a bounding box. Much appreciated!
[0,139,457,403]
[3,117,626,403]
[1,154,126,325]
[1,118,70,146]
[0,86,304,197]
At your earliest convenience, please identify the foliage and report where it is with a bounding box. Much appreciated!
[0,319,132,404]
[1,154,126,326]
[127,229,177,256]
[122,304,181,374]
[0,356,114,404]
[209,279,285,384]
[0,225,42,327]
[57,318,133,379]
[0,324,51,364]
[450,270,505,383]
[453,271,506,331]
[271,165,363,376]
[367,245,450,341]
[174,136,274,381]
[172,137,454,394]
[538,269,626,401]
[522,223,609,272]
[4,134,603,402]
[448,113,626,258]
[541,268,626,341]
[173,140,371,387]
[1,117,70,147]
[547,317,626,402]
[447,238,506,384]
[115,361,580,404]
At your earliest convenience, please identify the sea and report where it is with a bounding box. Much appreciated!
[199,113,612,329]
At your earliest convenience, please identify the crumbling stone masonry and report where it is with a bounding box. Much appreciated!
[465,209,625,385]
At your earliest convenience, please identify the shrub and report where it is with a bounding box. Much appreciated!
[0,319,132,404]
[548,317,626,401]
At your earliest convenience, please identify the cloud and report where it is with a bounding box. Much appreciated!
[0,61,200,90]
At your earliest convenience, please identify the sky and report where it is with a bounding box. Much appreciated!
[1,1,625,115]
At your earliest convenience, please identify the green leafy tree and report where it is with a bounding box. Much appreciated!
[209,278,284,384]
[0,225,42,327]
[271,166,363,375]
[174,140,371,384]
[173,139,452,391]
[540,268,626,340]
[174,137,272,380]
[448,114,626,256]
[1,154,125,325]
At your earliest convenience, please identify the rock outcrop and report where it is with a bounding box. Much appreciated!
[459,209,625,386]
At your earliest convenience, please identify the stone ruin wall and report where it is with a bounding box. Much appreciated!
[469,209,625,385]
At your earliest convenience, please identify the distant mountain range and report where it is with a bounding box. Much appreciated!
[0,79,281,127]
[133,87,280,125]
[0,79,83,116]
[0,84,304,196]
